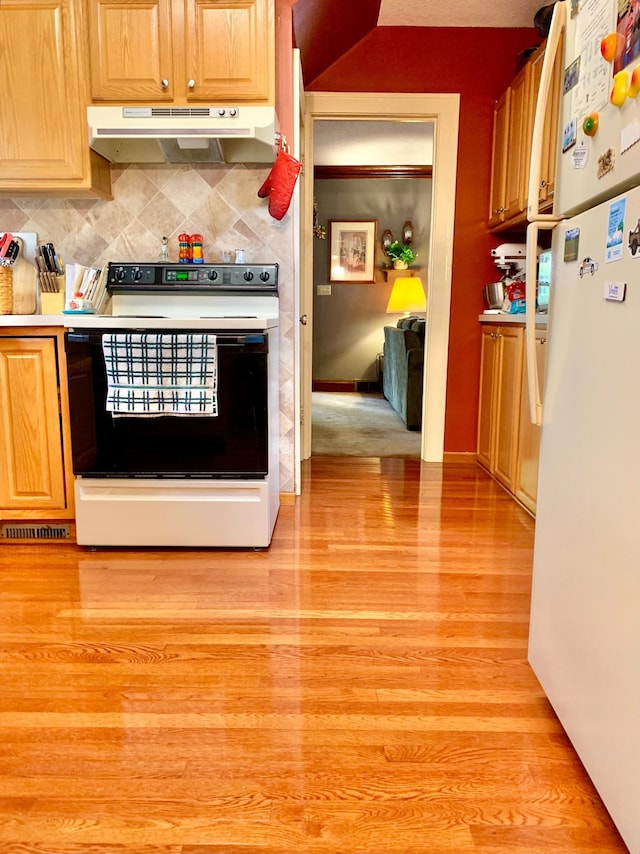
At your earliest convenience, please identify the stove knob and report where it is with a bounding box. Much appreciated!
[243,271,254,282]
[133,268,142,281]
[207,269,218,281]
[115,268,126,281]
[218,108,226,116]
[229,108,237,117]
[259,271,270,282]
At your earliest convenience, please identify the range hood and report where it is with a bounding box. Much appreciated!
[87,105,277,164]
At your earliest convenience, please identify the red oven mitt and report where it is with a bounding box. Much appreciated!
[257,140,302,221]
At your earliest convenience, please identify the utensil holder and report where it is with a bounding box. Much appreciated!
[0,267,13,314]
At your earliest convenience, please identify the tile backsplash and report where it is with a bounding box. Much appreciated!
[1,162,296,492]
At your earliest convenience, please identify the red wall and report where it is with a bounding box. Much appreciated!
[309,27,541,452]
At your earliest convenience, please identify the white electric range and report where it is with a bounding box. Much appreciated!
[63,262,280,548]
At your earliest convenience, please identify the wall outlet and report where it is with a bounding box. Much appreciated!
[317,284,332,296]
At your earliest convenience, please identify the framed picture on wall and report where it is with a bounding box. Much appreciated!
[328,220,377,283]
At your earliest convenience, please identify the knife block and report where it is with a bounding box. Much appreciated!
[0,267,13,314]
[40,291,65,314]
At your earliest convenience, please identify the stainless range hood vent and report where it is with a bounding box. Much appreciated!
[88,105,278,165]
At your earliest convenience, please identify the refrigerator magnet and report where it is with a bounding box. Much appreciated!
[604,282,626,302]
[606,197,626,263]
[563,119,577,152]
[597,147,615,178]
[629,219,640,257]
[563,58,581,95]
[571,145,588,168]
[564,228,580,262]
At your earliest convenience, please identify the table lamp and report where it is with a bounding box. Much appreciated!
[386,276,426,316]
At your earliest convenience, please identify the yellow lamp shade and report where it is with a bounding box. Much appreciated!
[386,276,426,314]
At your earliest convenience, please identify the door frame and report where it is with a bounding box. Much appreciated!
[299,92,460,470]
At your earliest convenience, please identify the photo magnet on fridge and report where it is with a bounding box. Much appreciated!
[563,119,578,152]
[563,57,581,95]
[564,228,580,262]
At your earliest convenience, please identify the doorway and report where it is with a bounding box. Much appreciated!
[310,145,432,457]
[299,93,460,469]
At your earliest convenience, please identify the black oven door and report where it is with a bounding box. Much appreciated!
[65,329,269,478]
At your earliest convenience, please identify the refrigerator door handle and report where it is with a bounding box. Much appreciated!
[526,221,558,426]
[527,0,567,223]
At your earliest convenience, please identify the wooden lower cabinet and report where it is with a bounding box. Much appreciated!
[477,325,524,492]
[0,329,74,521]
[477,322,547,514]
[514,330,547,513]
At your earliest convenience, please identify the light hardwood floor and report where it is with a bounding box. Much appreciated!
[0,458,627,854]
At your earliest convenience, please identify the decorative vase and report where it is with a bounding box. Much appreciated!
[393,260,408,270]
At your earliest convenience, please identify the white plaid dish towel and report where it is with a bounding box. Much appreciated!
[102,333,218,416]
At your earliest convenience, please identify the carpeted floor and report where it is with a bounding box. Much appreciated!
[311,391,422,457]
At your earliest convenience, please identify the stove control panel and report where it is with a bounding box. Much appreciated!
[107,263,278,293]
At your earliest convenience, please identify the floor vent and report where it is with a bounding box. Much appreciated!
[1,523,72,540]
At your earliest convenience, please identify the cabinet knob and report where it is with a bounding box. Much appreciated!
[539,179,547,189]
[161,78,169,89]
[188,79,196,89]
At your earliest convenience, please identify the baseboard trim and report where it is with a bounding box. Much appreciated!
[443,452,477,464]
[313,380,380,393]
[279,492,296,506]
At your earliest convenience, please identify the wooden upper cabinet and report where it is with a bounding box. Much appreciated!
[185,0,274,101]
[0,0,111,196]
[87,0,275,104]
[88,0,175,101]
[530,42,562,209]
[488,89,510,229]
[488,41,562,231]
[502,65,532,223]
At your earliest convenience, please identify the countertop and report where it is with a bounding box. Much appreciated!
[0,314,65,327]
[479,312,548,327]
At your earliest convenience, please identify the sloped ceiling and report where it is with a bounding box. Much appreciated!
[377,0,548,27]
[293,0,550,86]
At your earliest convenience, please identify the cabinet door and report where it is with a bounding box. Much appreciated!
[515,331,547,513]
[530,44,562,208]
[0,0,111,196]
[541,44,562,207]
[88,0,174,101]
[502,66,531,223]
[477,327,498,470]
[0,338,67,511]
[488,89,510,229]
[493,326,524,489]
[184,0,274,102]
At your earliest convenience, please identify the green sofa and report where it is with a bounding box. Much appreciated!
[382,316,425,430]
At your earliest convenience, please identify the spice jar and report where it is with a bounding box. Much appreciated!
[191,234,204,264]
[178,233,191,264]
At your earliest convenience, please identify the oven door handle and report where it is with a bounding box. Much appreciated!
[66,331,267,349]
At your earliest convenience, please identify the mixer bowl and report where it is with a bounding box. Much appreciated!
[482,282,504,310]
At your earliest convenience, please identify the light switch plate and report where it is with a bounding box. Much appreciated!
[317,285,331,295]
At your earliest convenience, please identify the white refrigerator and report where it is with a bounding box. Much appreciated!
[525,1,640,852]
